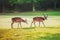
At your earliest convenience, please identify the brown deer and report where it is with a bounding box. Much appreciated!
[11,17,27,28]
[31,14,48,27]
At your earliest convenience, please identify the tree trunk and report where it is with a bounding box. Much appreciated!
[3,3,5,13]
[54,2,56,9]
[32,3,35,12]
[14,4,18,12]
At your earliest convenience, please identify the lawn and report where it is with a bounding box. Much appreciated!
[0,11,60,40]
[0,27,60,40]
[0,11,60,16]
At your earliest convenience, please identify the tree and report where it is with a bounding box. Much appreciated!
[31,0,40,12]
[47,0,57,10]
[54,0,57,9]
[9,0,40,12]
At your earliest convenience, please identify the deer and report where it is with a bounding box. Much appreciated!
[31,14,48,27]
[11,17,27,28]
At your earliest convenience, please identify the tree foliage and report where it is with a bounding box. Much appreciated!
[0,0,60,13]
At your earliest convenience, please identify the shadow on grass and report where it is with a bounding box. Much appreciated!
[22,27,35,30]
[0,27,60,40]
[36,33,60,40]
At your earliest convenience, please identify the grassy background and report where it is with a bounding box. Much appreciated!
[0,11,60,16]
[0,11,60,40]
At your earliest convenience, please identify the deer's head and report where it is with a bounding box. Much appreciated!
[43,14,48,20]
[24,19,28,24]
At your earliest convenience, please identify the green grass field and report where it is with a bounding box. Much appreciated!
[0,11,60,40]
[0,11,60,16]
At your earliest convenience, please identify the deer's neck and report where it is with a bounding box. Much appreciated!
[44,16,47,20]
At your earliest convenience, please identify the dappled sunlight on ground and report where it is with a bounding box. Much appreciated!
[0,27,60,40]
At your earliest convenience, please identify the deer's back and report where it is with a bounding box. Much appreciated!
[33,17,44,21]
[12,17,23,22]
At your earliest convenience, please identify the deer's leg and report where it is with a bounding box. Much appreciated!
[30,21,33,27]
[34,22,36,27]
[42,22,45,27]
[39,22,40,27]
[18,23,19,28]
[20,22,22,28]
[11,22,14,29]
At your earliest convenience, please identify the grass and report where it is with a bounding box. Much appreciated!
[0,11,60,16]
[0,27,60,40]
[0,11,60,40]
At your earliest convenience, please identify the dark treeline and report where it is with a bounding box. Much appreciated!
[0,0,60,13]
